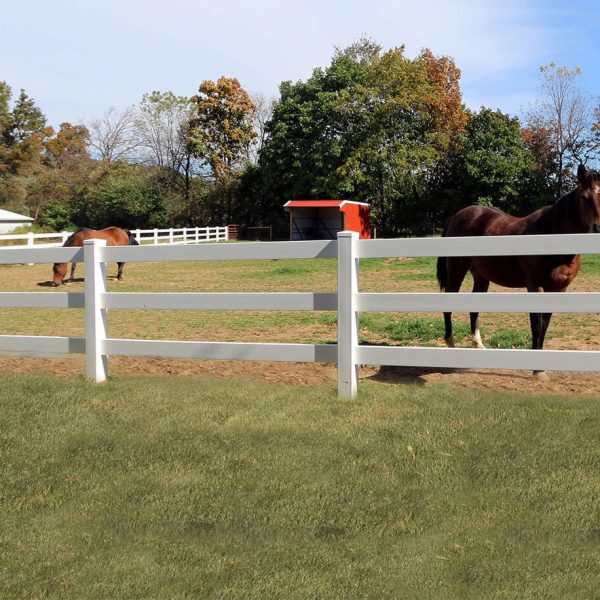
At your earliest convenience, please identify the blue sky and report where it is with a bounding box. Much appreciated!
[2,0,599,129]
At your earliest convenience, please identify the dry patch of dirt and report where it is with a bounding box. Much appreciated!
[1,353,600,396]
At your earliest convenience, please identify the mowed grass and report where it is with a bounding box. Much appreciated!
[2,374,600,598]
[3,250,600,349]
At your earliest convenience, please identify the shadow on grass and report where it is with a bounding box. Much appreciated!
[368,364,540,386]
[368,365,457,385]
[36,275,124,287]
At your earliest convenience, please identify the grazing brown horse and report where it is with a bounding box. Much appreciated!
[52,227,139,286]
[436,165,600,370]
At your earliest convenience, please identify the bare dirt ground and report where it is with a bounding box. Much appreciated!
[2,351,600,396]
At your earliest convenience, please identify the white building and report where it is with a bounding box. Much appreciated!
[0,209,34,234]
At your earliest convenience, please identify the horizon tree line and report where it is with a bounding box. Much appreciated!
[0,40,599,238]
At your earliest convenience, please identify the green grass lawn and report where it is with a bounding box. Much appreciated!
[2,374,600,599]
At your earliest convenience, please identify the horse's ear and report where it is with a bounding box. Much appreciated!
[578,164,587,184]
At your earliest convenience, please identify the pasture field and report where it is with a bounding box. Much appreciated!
[1,252,600,393]
[2,374,600,599]
[2,252,600,346]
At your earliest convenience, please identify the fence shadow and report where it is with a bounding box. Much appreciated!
[367,365,457,386]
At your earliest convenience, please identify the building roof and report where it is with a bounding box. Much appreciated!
[284,200,370,209]
[0,209,34,222]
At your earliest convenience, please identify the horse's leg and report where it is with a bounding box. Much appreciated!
[527,285,550,379]
[539,312,553,349]
[470,275,489,348]
[442,257,470,348]
[117,262,124,280]
[70,263,77,281]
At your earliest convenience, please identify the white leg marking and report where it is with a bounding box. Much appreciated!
[472,327,485,349]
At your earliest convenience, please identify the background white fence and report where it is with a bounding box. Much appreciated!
[0,231,600,397]
[0,226,228,248]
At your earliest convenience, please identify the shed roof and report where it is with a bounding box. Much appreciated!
[0,209,33,222]
[284,200,369,209]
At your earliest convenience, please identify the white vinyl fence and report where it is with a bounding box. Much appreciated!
[1,231,600,398]
[0,226,228,248]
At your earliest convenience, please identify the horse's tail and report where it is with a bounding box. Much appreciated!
[124,229,139,245]
[436,221,450,292]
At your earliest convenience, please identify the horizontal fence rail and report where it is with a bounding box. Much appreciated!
[0,226,228,248]
[0,231,599,397]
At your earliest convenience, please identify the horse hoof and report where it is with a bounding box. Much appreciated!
[445,336,455,348]
[533,370,550,381]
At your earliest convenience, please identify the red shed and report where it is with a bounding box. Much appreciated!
[283,200,371,240]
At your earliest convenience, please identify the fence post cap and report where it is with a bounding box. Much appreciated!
[337,230,358,239]
[83,238,107,246]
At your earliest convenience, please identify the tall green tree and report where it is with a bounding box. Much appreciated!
[449,108,532,214]
[255,39,468,236]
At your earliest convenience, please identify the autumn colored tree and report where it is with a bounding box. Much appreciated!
[23,123,92,219]
[44,122,90,167]
[418,48,468,146]
[188,77,256,181]
[188,77,256,222]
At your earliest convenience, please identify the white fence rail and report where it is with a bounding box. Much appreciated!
[0,231,600,397]
[0,226,228,248]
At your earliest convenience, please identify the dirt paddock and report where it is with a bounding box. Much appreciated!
[2,354,600,397]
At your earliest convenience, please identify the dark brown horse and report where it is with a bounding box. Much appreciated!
[437,165,600,371]
[52,227,139,286]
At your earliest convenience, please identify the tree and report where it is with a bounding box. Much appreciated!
[188,77,256,180]
[450,108,532,214]
[255,39,468,236]
[88,105,138,161]
[0,83,47,177]
[188,77,256,223]
[134,91,200,220]
[44,122,90,167]
[24,123,92,220]
[248,92,275,163]
[71,161,168,229]
[528,63,594,197]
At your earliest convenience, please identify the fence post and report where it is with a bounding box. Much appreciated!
[337,231,359,398]
[134,229,141,243]
[84,239,108,382]
[62,231,69,244]
[27,231,34,265]
[169,228,174,244]
[195,227,199,243]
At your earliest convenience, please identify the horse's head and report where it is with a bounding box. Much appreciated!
[52,262,68,286]
[576,164,600,233]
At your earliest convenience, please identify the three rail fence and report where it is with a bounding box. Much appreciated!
[1,231,600,397]
[0,226,229,248]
